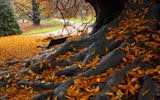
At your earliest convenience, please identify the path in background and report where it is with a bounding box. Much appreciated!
[34,18,93,38]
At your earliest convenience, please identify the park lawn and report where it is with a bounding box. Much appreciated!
[69,16,96,23]
[21,19,63,35]
[41,19,62,25]
[23,26,63,35]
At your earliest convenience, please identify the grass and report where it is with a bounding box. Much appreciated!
[21,19,63,35]
[41,19,62,25]
[23,26,63,35]
[69,16,96,24]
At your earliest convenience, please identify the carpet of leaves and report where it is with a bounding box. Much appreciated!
[0,3,160,99]
[0,35,48,99]
[1,23,159,99]
[0,34,85,99]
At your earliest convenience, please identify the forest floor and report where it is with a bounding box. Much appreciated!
[0,35,48,65]
[0,16,159,99]
[0,23,159,99]
[0,35,49,99]
[0,26,87,99]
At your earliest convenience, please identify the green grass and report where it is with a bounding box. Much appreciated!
[69,18,82,23]
[41,19,62,25]
[23,19,63,35]
[69,17,96,24]
[23,26,63,35]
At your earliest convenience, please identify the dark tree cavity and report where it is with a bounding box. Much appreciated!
[85,0,127,34]
[1,0,160,99]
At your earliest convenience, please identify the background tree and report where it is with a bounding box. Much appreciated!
[50,0,94,18]
[0,0,22,36]
[31,0,41,25]
[14,0,41,25]
[14,0,94,21]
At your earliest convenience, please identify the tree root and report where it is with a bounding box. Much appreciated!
[94,59,141,99]
[55,66,81,77]
[16,31,141,99]
[81,49,126,77]
[27,37,136,99]
[20,24,108,75]
[17,80,59,91]
[138,76,160,100]
[81,38,134,77]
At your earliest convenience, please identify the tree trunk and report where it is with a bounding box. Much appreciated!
[1,0,160,99]
[31,0,40,25]
[85,0,127,34]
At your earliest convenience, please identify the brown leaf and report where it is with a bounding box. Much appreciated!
[142,89,150,96]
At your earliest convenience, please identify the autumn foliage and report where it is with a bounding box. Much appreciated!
[0,0,160,99]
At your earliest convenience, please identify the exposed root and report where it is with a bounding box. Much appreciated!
[94,59,141,99]
[138,76,160,100]
[55,66,81,77]
[81,48,126,77]
[20,24,108,75]
[17,80,59,91]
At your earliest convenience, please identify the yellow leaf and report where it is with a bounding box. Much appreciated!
[0,76,3,80]
[138,70,144,75]
[105,92,114,96]
[129,86,136,95]
[41,80,46,83]
[142,89,150,96]
[131,77,137,82]
[116,89,124,97]
[134,84,140,89]
[111,96,116,100]
[48,62,52,68]
[122,58,127,62]
[118,85,127,90]
[40,63,43,69]
[86,86,99,93]
[96,78,101,82]
[28,70,36,77]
